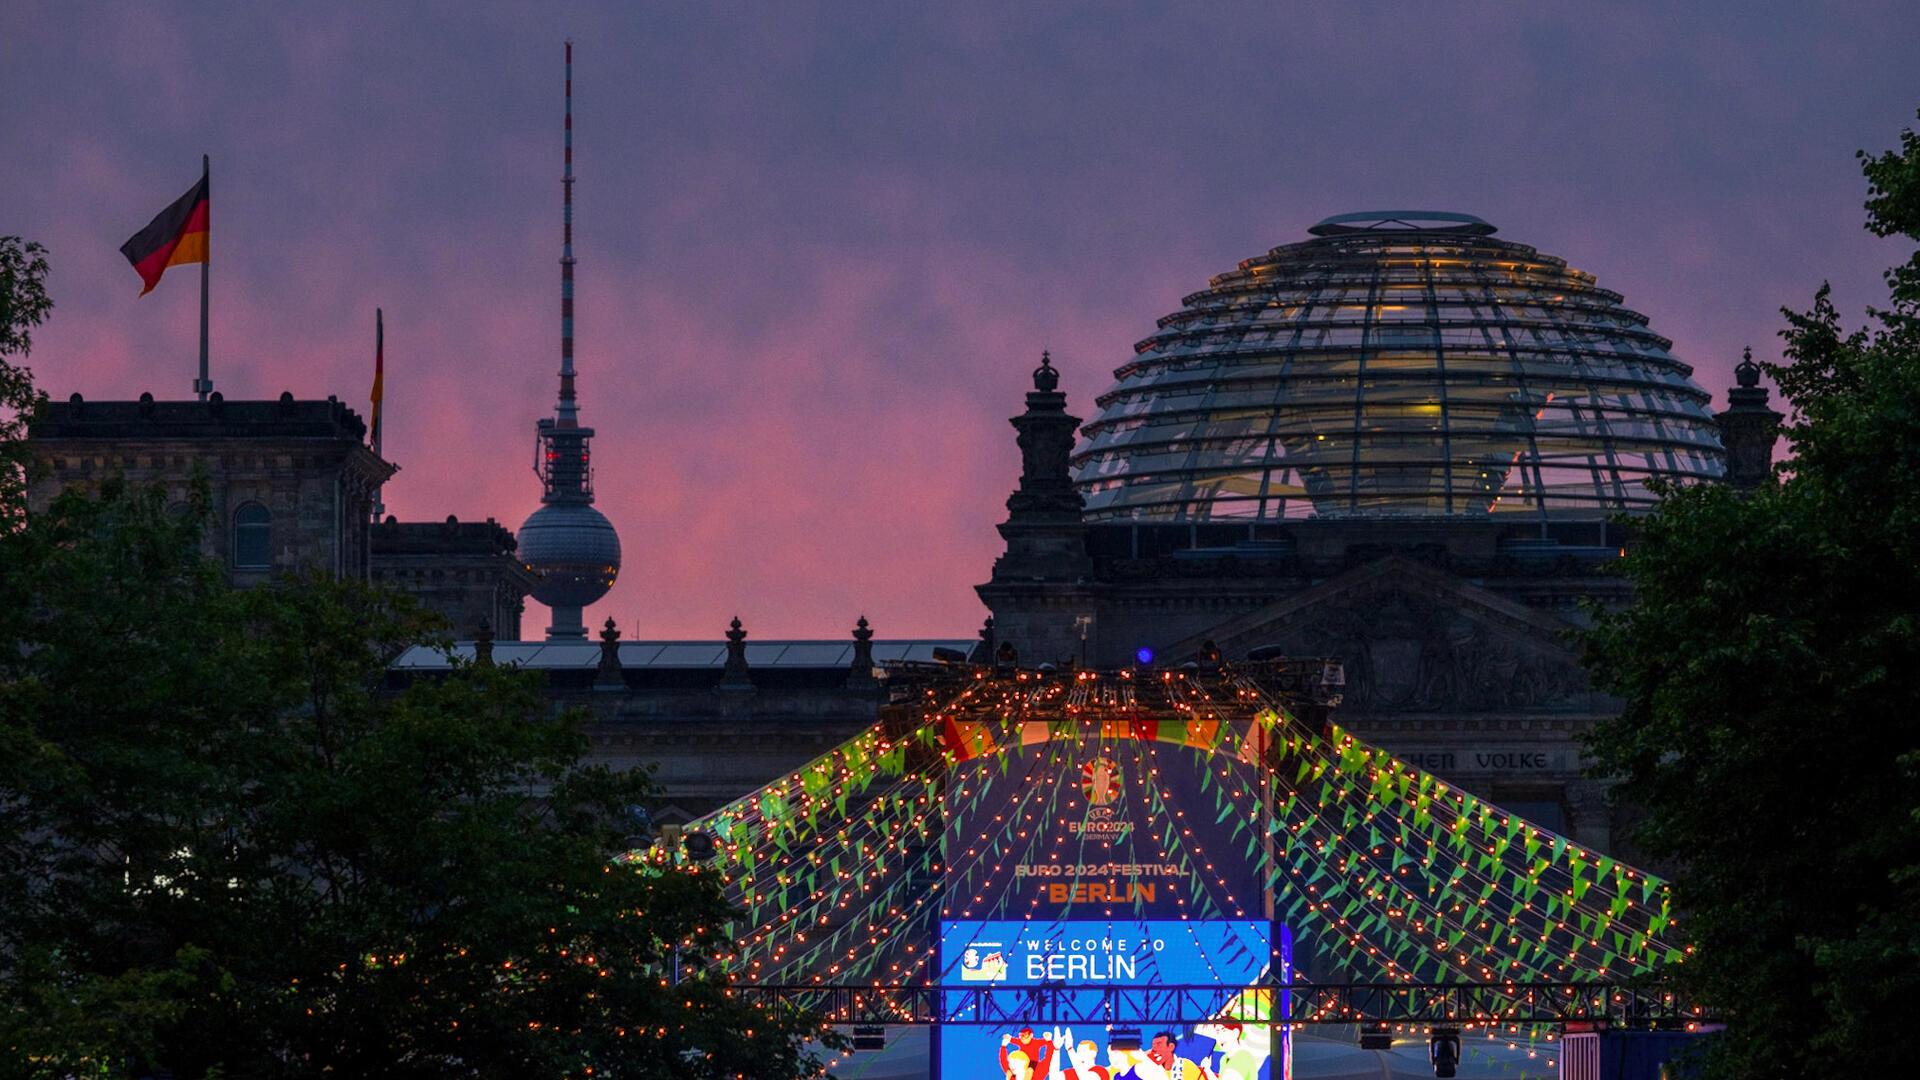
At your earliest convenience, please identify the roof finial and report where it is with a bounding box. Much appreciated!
[596,616,624,688]
[721,616,753,691]
[1735,345,1760,388]
[1032,349,1059,393]
[847,615,876,689]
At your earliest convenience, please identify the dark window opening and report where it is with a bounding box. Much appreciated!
[233,502,272,569]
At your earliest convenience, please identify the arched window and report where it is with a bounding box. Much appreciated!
[232,502,272,569]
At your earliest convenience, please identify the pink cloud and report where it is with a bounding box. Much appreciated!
[6,3,1912,641]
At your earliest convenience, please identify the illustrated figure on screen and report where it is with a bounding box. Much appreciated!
[1195,1021,1265,1080]
[1115,1031,1204,1080]
[1110,1044,1163,1080]
[1045,1027,1112,1080]
[1110,1053,1161,1080]
[1002,1027,1055,1078]
[1105,1044,1148,1079]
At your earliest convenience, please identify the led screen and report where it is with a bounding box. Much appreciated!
[935,710,1287,1076]
[941,919,1268,988]
[942,736,1269,923]
[938,919,1285,1080]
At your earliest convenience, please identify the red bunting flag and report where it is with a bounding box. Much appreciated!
[942,716,997,762]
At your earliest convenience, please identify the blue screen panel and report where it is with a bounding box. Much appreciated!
[940,1016,1277,1080]
[940,919,1268,987]
[937,919,1286,1080]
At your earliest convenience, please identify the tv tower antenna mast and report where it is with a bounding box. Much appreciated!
[556,38,579,431]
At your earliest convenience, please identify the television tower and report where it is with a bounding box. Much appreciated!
[516,41,622,640]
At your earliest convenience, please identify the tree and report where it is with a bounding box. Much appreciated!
[0,321,830,1076]
[0,477,836,1078]
[0,236,53,531]
[1583,112,1920,1077]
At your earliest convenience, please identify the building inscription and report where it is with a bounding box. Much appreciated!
[1398,746,1574,774]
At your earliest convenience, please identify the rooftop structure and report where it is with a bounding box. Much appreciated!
[977,210,1781,857]
[392,637,975,676]
[371,515,533,639]
[1073,211,1728,522]
[518,41,621,639]
[31,392,370,442]
[26,391,392,580]
[390,622,979,821]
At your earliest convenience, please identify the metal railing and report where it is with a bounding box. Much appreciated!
[731,982,1704,1027]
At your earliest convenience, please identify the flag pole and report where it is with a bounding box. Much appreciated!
[372,307,386,522]
[373,308,384,459]
[195,154,211,401]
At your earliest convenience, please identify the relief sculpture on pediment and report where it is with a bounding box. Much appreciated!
[1238,587,1590,713]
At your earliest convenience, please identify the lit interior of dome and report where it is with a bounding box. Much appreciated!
[1071,214,1728,521]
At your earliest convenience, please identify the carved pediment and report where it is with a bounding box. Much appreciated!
[1163,556,1599,714]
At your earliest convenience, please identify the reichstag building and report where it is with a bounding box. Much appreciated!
[27,211,1780,861]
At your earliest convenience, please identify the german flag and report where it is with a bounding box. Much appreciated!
[370,308,384,448]
[941,716,998,762]
[120,167,209,296]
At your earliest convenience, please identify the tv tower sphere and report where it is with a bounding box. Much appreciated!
[519,501,621,608]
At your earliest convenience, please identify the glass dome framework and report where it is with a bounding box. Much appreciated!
[1072,212,1727,522]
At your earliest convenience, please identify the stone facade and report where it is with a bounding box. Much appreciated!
[27,393,393,583]
[371,516,533,639]
[29,353,1783,868]
[579,687,882,822]
[389,625,976,822]
[25,395,531,638]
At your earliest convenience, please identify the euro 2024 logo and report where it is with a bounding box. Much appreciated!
[1081,757,1121,806]
[1073,756,1132,839]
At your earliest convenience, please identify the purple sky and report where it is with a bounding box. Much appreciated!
[5,3,1917,639]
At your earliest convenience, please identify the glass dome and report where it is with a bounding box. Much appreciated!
[1072,212,1727,522]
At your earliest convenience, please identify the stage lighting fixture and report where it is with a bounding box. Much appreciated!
[683,830,716,861]
[1429,1027,1461,1078]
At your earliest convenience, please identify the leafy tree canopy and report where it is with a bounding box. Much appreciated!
[1584,112,1920,1078]
[0,236,53,531]
[0,249,830,1078]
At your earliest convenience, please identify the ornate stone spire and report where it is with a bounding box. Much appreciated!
[1032,349,1059,392]
[1717,345,1782,490]
[975,351,1094,666]
[720,616,754,691]
[847,615,876,688]
[595,616,623,688]
[1005,350,1085,519]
